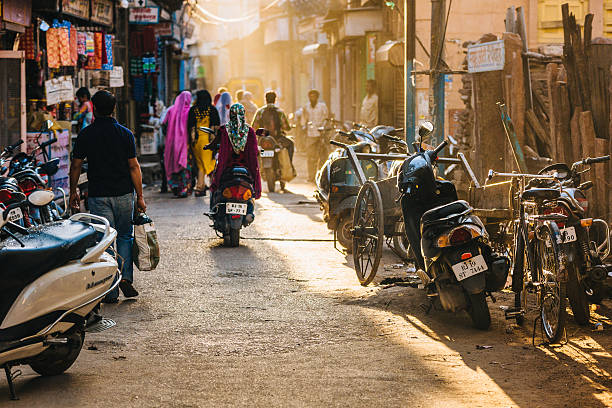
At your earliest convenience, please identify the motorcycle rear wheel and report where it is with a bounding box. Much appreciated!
[229,228,240,247]
[335,213,353,252]
[567,262,590,326]
[265,168,276,193]
[467,292,491,330]
[30,328,84,376]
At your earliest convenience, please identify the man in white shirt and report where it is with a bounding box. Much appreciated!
[303,89,329,181]
[359,80,379,129]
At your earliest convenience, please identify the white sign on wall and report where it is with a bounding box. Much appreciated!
[128,7,159,24]
[467,40,505,73]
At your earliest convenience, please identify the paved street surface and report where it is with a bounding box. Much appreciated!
[3,158,612,407]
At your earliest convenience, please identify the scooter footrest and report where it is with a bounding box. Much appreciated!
[85,317,116,333]
[504,308,525,320]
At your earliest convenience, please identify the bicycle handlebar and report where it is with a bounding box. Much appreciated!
[330,140,347,148]
[580,155,610,166]
[40,137,57,149]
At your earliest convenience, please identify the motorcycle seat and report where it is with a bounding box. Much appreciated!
[421,200,472,231]
[521,188,560,202]
[0,220,97,289]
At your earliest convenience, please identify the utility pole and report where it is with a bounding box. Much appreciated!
[430,0,445,146]
[404,0,416,144]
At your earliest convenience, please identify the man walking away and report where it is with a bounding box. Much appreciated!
[252,91,294,162]
[303,89,328,182]
[69,90,147,303]
[360,80,378,129]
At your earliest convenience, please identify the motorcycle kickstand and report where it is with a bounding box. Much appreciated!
[3,365,21,400]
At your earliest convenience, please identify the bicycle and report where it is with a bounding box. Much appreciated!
[487,169,568,343]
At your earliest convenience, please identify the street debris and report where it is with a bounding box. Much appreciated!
[476,345,494,350]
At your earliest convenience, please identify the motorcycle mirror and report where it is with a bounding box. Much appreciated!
[27,189,55,207]
[418,121,434,138]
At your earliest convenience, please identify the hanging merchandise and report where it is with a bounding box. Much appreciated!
[86,32,103,69]
[19,26,36,60]
[102,34,113,70]
[70,27,78,65]
[110,66,124,87]
[46,28,61,69]
[132,77,145,102]
[141,27,156,54]
[129,31,143,57]
[77,31,87,55]
[86,32,95,56]
[59,28,72,66]
[130,57,143,76]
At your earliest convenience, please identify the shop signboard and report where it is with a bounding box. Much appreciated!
[128,7,159,24]
[3,0,32,26]
[154,21,180,41]
[128,0,146,7]
[90,0,113,26]
[366,32,376,80]
[467,40,505,73]
[61,0,89,21]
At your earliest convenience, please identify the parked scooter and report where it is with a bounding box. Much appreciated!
[315,139,380,251]
[397,122,509,329]
[201,127,255,247]
[0,195,120,400]
[532,155,611,324]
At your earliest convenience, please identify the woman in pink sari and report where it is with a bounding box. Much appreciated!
[163,91,193,198]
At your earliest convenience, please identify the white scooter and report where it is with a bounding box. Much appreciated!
[0,193,120,400]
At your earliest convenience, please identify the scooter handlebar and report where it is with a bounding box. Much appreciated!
[330,140,347,148]
[433,139,449,156]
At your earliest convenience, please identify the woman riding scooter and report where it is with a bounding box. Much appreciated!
[210,103,262,222]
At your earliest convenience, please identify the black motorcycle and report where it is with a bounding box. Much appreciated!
[256,128,291,193]
[533,155,611,325]
[398,122,509,329]
[201,127,255,247]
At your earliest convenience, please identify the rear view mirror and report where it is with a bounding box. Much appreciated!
[418,121,434,138]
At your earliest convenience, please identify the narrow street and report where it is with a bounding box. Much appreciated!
[3,158,611,407]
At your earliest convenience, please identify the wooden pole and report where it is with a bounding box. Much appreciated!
[405,0,416,144]
[430,0,446,147]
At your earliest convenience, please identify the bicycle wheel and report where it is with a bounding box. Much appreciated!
[534,223,567,343]
[352,181,384,286]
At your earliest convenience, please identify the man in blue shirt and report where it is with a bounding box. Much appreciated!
[69,90,147,303]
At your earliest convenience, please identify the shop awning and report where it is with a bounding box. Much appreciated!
[302,43,327,55]
[376,40,404,67]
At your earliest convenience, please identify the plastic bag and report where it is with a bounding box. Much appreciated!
[133,213,160,271]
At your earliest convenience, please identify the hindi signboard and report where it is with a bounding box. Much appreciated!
[467,40,505,73]
[90,0,113,26]
[128,7,159,24]
[61,0,89,20]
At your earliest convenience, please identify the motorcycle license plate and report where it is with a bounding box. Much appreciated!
[7,207,23,222]
[559,226,577,243]
[226,202,247,215]
[451,254,488,281]
[261,150,275,158]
